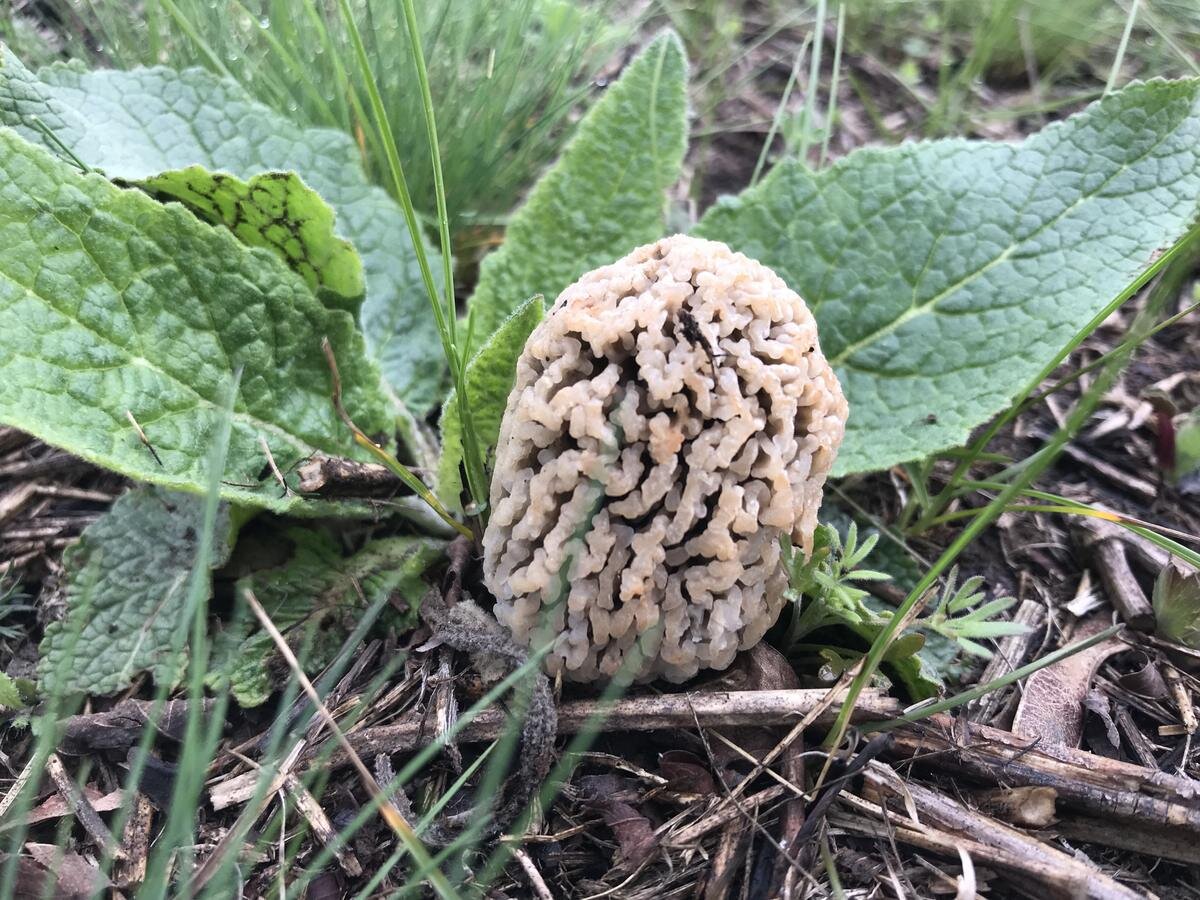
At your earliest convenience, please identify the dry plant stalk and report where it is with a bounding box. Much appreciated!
[891,712,1200,834]
[209,688,898,810]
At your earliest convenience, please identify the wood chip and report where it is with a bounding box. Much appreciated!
[1078,529,1155,631]
[114,793,153,890]
[969,597,1047,724]
[968,786,1057,828]
[283,773,362,878]
[1011,613,1124,747]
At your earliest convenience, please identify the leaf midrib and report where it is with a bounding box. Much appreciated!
[828,110,1190,367]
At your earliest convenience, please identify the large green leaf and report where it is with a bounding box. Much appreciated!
[209,529,442,707]
[136,166,364,309]
[0,128,390,506]
[697,79,1200,475]
[465,31,688,347]
[39,487,233,696]
[0,48,445,412]
[438,295,544,511]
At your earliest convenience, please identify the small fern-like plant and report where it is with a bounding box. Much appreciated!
[912,568,1026,658]
[781,523,891,647]
[782,524,1026,679]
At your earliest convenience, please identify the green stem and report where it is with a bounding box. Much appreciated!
[334,0,488,518]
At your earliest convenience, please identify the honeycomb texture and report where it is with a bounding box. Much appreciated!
[483,235,847,682]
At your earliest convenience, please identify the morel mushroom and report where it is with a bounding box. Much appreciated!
[482,235,847,683]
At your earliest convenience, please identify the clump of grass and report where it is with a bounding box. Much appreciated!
[823,0,1200,140]
[41,0,624,232]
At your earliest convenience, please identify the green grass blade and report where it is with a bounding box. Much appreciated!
[398,0,455,346]
[334,0,488,515]
[283,643,554,897]
[1106,0,1142,93]
[395,0,489,516]
[156,0,235,80]
[864,624,1124,731]
[797,0,827,163]
[914,221,1200,532]
[819,2,847,168]
[334,0,448,352]
[139,370,239,896]
[751,34,809,187]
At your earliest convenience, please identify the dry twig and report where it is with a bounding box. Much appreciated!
[211,687,899,808]
[113,793,153,890]
[45,753,124,860]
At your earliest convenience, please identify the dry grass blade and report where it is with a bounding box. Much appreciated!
[241,588,458,899]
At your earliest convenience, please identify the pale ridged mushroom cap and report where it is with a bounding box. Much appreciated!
[482,235,847,683]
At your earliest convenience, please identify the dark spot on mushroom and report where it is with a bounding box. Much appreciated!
[676,308,723,377]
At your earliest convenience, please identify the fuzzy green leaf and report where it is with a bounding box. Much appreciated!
[1175,407,1200,486]
[1153,560,1200,649]
[465,31,688,348]
[697,79,1200,475]
[38,487,233,696]
[0,49,445,412]
[136,166,364,309]
[0,128,390,508]
[210,529,442,707]
[439,295,544,510]
[0,673,22,709]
